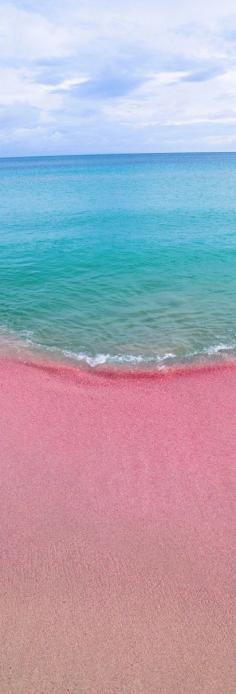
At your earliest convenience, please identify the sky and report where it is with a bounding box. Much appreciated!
[1,0,236,156]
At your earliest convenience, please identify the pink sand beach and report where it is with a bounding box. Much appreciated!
[0,357,235,693]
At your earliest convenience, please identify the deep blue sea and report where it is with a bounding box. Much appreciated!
[0,152,235,367]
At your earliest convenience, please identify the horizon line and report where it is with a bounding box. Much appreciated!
[0,150,236,161]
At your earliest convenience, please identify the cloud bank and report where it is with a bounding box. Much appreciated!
[1,0,236,155]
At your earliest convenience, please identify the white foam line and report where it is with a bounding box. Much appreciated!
[0,323,236,368]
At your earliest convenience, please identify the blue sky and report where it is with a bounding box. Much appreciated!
[1,0,236,155]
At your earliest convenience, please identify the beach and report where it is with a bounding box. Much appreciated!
[0,356,235,693]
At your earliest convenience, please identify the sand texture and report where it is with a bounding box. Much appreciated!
[0,358,235,693]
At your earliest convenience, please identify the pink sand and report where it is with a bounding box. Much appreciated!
[0,357,235,693]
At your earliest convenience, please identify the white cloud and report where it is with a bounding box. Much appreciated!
[1,0,236,155]
[52,76,90,91]
[0,67,62,109]
[0,3,72,60]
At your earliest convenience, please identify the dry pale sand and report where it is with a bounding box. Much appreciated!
[0,357,235,693]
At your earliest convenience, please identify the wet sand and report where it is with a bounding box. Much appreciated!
[0,358,235,693]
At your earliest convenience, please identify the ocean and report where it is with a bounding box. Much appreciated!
[0,152,235,368]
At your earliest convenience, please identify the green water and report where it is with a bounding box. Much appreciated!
[0,153,235,366]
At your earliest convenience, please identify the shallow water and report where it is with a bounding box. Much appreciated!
[0,152,235,367]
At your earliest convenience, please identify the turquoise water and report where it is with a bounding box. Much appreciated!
[0,153,236,367]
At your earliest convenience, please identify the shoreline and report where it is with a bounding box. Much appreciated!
[1,325,236,372]
[1,348,236,380]
[0,354,235,692]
